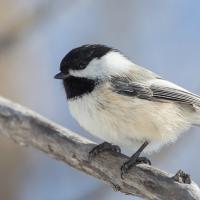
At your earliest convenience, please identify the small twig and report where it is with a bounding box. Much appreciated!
[0,96,200,200]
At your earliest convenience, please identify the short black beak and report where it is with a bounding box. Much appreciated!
[54,72,70,79]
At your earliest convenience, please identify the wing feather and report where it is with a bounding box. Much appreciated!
[111,76,200,107]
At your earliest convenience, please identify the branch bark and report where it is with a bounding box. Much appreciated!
[0,96,200,200]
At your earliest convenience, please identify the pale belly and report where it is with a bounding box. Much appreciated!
[68,90,192,153]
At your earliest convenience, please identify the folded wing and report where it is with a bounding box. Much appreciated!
[111,76,200,107]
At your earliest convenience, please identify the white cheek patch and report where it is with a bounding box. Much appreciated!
[69,51,133,79]
[69,58,104,78]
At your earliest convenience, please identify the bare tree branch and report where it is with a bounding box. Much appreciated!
[0,96,200,200]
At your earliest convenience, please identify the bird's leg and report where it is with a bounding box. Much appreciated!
[89,142,121,161]
[121,141,151,179]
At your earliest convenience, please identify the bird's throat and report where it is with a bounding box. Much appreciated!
[63,76,97,99]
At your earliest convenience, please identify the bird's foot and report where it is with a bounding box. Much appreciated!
[121,156,151,179]
[173,170,191,184]
[89,142,121,161]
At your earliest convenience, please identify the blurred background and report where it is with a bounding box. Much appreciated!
[0,0,200,199]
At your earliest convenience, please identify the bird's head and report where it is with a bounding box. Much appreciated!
[55,44,132,99]
[55,44,132,80]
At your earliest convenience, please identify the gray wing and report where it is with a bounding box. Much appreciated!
[111,76,200,107]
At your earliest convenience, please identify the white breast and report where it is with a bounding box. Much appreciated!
[68,84,192,153]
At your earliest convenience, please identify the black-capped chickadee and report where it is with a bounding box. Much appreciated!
[55,44,200,178]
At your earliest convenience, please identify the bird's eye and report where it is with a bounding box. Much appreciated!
[79,65,85,69]
[79,62,87,69]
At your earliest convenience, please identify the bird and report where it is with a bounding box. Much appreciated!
[54,44,200,180]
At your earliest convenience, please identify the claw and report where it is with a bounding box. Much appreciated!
[121,156,151,179]
[136,157,151,165]
[121,162,130,179]
[112,145,121,153]
[89,142,121,161]
[173,170,191,184]
[111,182,121,192]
